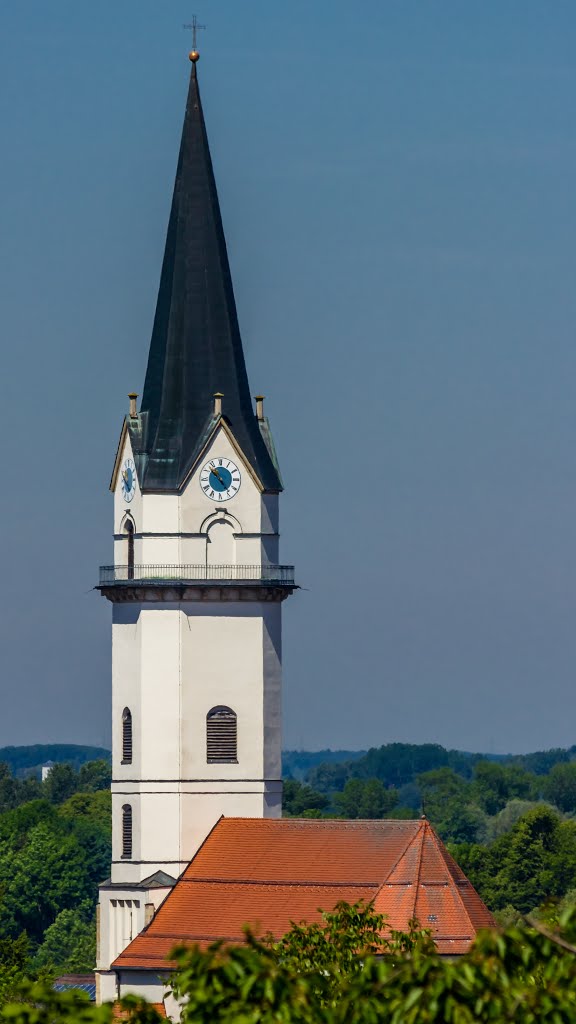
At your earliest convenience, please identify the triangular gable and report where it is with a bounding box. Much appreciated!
[179,415,264,494]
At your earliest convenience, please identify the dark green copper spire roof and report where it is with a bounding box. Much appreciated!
[132,60,282,492]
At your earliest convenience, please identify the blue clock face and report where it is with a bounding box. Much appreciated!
[121,458,136,502]
[200,458,241,501]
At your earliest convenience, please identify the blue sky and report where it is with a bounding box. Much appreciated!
[1,1,575,753]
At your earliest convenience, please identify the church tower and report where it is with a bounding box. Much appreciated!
[96,52,295,994]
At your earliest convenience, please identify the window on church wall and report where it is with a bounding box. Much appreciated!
[122,708,133,764]
[124,520,135,580]
[207,706,237,763]
[122,804,132,858]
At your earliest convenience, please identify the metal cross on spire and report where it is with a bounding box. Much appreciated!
[183,14,206,61]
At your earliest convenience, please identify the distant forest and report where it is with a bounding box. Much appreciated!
[282,742,574,785]
[0,745,110,778]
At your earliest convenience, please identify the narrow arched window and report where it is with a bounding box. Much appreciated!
[124,520,134,580]
[122,708,132,764]
[122,804,132,858]
[207,706,237,763]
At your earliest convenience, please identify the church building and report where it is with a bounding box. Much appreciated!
[95,47,494,1011]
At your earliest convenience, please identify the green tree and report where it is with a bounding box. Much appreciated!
[34,901,96,973]
[543,761,576,813]
[60,790,112,833]
[333,778,398,819]
[488,798,544,839]
[456,805,576,914]
[416,767,489,841]
[305,761,351,794]
[0,820,100,944]
[78,760,112,793]
[417,766,467,817]
[473,761,510,814]
[283,781,329,817]
[43,764,78,805]
[0,931,30,1005]
[0,763,19,814]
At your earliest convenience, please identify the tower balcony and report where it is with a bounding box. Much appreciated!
[97,564,296,603]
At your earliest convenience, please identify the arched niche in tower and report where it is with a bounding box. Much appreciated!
[201,510,241,568]
[120,514,136,580]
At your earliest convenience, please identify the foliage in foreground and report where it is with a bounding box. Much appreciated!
[5,900,576,1021]
[168,901,576,1023]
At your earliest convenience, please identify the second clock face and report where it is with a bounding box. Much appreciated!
[200,458,241,501]
[121,458,136,502]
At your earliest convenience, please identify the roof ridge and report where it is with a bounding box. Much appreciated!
[218,817,420,827]
[411,821,427,921]
[181,878,378,887]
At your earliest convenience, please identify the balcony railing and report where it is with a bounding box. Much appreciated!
[99,564,295,586]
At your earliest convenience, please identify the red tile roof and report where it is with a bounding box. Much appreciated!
[113,817,495,970]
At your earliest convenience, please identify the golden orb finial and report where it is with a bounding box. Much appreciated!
[184,16,205,63]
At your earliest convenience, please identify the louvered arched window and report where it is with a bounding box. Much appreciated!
[122,707,132,764]
[207,706,237,763]
[122,804,132,858]
[124,520,134,580]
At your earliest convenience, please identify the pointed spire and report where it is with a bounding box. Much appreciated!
[136,59,281,491]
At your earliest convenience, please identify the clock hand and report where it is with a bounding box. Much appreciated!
[210,466,225,485]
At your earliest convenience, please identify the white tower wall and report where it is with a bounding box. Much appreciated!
[98,424,291,973]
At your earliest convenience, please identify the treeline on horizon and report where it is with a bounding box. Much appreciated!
[0,744,110,778]
[4,741,576,978]
[282,741,576,784]
[5,739,573,782]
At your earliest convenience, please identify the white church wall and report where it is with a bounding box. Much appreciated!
[138,791,182,867]
[234,535,265,563]
[260,533,280,565]
[262,604,282,779]
[179,603,266,778]
[179,789,272,855]
[118,972,168,1003]
[261,493,279,534]
[97,972,118,1005]
[141,493,180,534]
[112,604,142,777]
[139,606,181,778]
[179,535,206,563]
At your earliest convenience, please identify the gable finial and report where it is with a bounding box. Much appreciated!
[183,14,206,63]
